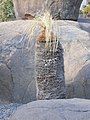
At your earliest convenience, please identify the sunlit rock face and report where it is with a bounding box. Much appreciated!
[12,0,82,20]
[12,0,44,19]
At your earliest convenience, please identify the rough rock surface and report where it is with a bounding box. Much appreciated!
[9,98,90,120]
[36,41,65,100]
[12,0,82,20]
[0,20,90,103]
[0,21,37,104]
[0,63,13,103]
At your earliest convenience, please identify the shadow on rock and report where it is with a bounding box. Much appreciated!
[66,63,90,99]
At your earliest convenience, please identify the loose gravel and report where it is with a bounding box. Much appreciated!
[0,103,21,120]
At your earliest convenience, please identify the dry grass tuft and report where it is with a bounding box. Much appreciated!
[26,10,57,51]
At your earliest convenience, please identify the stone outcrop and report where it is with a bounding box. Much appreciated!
[12,0,82,20]
[9,98,90,120]
[0,20,90,103]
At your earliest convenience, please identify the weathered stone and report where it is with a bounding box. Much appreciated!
[35,41,65,100]
[12,0,44,19]
[57,20,90,98]
[9,48,36,103]
[0,20,90,103]
[0,63,13,103]
[12,0,82,20]
[9,98,90,120]
[0,21,37,104]
[73,63,90,99]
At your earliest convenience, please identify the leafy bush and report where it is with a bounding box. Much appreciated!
[0,0,15,22]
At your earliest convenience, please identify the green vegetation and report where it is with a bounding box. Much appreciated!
[80,2,90,17]
[0,0,15,22]
[82,3,90,13]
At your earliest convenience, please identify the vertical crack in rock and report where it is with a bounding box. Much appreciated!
[35,41,66,100]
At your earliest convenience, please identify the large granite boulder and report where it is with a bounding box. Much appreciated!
[0,21,37,103]
[0,20,90,103]
[12,0,82,20]
[9,98,90,120]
